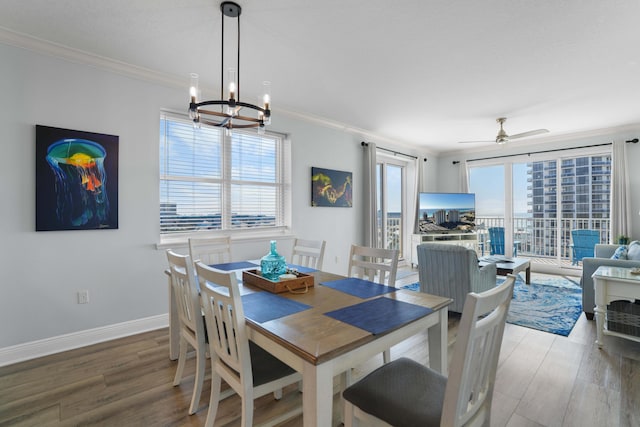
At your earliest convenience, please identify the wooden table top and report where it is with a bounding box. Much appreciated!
[241,270,452,365]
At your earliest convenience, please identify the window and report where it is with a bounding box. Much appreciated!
[469,149,611,269]
[159,112,290,237]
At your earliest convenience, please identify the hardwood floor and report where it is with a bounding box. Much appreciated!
[1,270,639,427]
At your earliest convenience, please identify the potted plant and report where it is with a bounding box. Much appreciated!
[616,235,630,245]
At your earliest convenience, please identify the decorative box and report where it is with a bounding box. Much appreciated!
[242,269,314,294]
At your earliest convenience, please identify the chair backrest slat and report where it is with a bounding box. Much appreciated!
[488,227,505,255]
[196,261,251,388]
[166,250,203,337]
[348,245,399,286]
[571,229,600,262]
[189,236,232,266]
[291,238,326,269]
[441,274,515,426]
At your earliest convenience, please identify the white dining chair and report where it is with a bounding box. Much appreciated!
[166,249,207,415]
[195,261,303,427]
[291,238,326,269]
[348,244,399,287]
[188,236,232,265]
[342,274,516,427]
[347,244,399,363]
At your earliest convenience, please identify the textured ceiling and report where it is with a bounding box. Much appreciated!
[2,0,640,153]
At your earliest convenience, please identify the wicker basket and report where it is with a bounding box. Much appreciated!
[606,300,640,337]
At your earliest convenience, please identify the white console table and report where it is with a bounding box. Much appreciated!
[411,233,477,267]
[592,266,640,348]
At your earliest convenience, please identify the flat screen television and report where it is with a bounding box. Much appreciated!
[418,192,476,233]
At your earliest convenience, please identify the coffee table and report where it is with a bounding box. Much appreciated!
[479,256,531,284]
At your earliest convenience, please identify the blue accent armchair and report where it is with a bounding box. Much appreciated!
[487,227,520,257]
[417,243,497,313]
[570,229,599,265]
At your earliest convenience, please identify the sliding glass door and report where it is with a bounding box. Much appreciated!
[377,159,405,258]
[468,149,612,272]
[468,164,508,256]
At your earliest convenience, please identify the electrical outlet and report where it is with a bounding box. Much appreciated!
[335,255,339,264]
[78,290,89,304]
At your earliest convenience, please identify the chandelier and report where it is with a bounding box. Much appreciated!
[189,1,271,133]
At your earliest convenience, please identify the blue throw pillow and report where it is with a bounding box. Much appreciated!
[626,241,640,260]
[611,245,628,260]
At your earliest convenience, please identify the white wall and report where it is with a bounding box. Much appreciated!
[1,42,423,351]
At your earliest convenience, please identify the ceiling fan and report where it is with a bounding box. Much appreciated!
[459,117,549,144]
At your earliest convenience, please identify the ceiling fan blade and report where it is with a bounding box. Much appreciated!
[508,129,549,139]
[457,140,495,144]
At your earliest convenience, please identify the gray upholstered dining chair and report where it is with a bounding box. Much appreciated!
[342,274,516,427]
[417,243,496,313]
[195,261,303,427]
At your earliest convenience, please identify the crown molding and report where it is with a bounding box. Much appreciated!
[277,106,435,158]
[0,26,184,89]
[1,26,431,157]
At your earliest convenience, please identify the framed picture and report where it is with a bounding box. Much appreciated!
[311,167,352,207]
[35,125,119,231]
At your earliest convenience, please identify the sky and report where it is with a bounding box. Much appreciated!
[469,163,530,217]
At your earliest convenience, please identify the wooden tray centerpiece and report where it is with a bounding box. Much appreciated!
[242,269,314,294]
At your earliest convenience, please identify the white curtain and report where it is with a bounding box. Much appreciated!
[459,160,469,193]
[610,140,631,242]
[409,157,424,234]
[363,142,378,247]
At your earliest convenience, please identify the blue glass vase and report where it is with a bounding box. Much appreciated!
[260,240,286,280]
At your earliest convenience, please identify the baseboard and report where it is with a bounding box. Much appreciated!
[0,314,169,367]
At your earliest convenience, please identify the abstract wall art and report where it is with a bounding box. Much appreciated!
[311,167,352,207]
[36,125,119,231]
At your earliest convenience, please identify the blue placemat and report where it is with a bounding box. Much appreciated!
[209,261,258,271]
[324,297,433,335]
[320,277,397,299]
[242,292,311,323]
[286,263,317,273]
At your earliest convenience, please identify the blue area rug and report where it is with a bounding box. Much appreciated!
[403,273,582,336]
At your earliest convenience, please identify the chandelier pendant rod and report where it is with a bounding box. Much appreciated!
[189,1,270,131]
[236,9,240,102]
[220,5,224,102]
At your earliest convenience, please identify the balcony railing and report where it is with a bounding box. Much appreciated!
[377,216,403,257]
[476,216,610,262]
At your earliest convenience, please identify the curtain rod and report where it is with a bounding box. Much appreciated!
[451,141,621,165]
[361,141,427,161]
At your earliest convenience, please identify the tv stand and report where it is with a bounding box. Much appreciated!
[410,233,478,267]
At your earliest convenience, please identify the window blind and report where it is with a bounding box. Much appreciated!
[160,112,289,235]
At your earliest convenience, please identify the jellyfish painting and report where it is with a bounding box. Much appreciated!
[45,139,110,228]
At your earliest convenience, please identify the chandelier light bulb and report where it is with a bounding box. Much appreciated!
[228,68,237,100]
[189,73,199,103]
[262,81,271,109]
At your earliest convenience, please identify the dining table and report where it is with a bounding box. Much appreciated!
[165,261,452,427]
